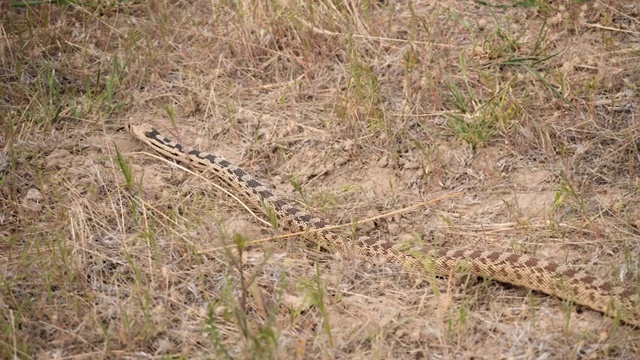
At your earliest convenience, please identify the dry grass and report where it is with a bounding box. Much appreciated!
[2,0,640,358]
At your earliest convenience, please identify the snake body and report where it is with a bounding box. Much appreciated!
[126,123,640,327]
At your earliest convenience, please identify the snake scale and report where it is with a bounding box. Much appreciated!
[126,123,639,327]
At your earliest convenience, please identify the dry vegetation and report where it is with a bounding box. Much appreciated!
[2,0,640,358]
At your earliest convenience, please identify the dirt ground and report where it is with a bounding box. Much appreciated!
[2,0,640,359]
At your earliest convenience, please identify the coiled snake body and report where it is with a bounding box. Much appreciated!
[127,123,639,327]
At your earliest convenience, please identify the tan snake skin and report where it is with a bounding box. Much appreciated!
[127,123,640,327]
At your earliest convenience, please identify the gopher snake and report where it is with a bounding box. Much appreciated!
[127,123,640,327]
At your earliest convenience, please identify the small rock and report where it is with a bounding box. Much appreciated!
[22,188,44,214]
[24,188,44,202]
[387,223,401,235]
[214,305,230,317]
[377,155,389,168]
